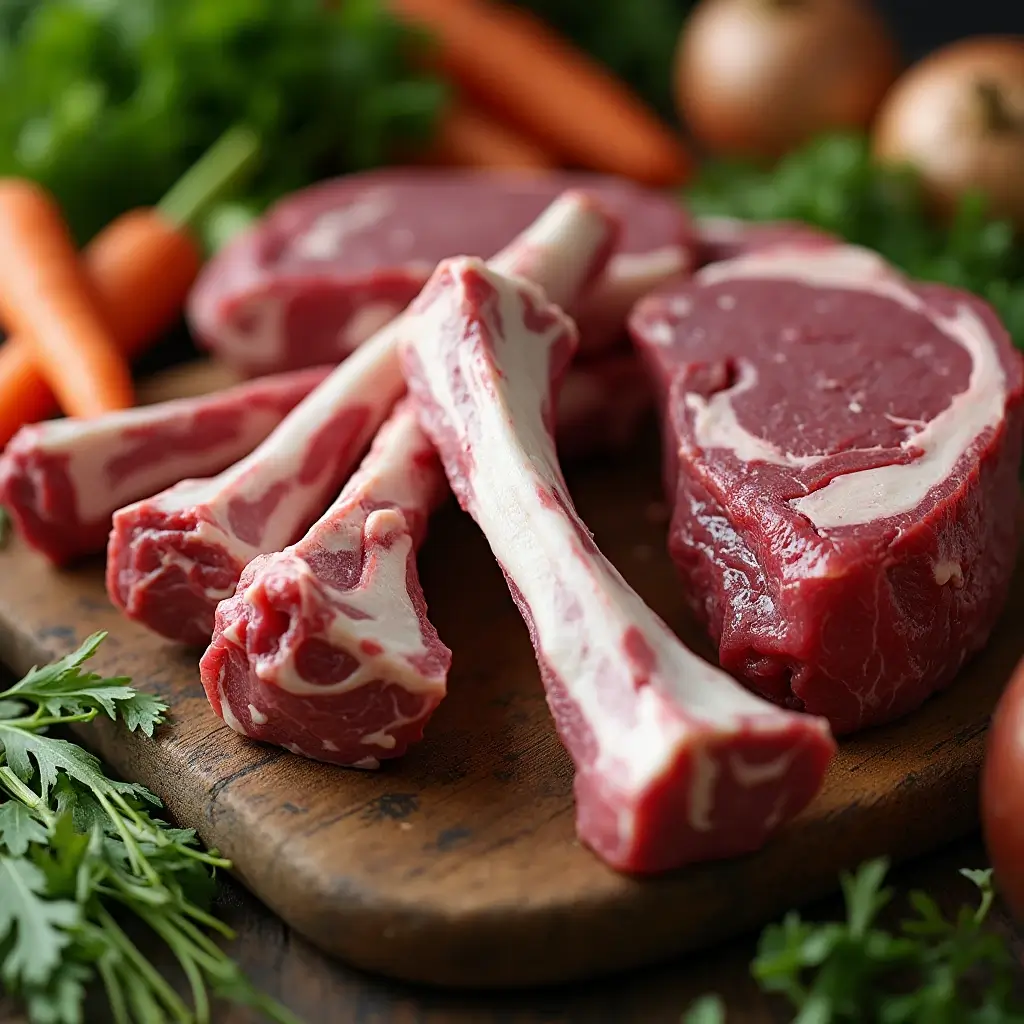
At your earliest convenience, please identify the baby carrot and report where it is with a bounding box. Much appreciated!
[0,126,259,446]
[0,179,134,417]
[390,0,694,186]
[428,100,557,170]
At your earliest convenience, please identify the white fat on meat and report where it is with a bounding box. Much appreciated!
[684,246,1008,530]
[400,256,834,869]
[287,189,396,262]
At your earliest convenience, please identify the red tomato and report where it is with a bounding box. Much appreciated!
[981,654,1024,920]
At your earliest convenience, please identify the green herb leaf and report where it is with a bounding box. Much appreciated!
[683,993,727,1023]
[0,635,298,1023]
[0,801,48,856]
[686,859,1024,1023]
[0,856,79,987]
[0,0,447,245]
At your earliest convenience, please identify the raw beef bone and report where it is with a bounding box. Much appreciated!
[201,401,449,766]
[109,191,622,646]
[188,169,694,377]
[0,367,330,566]
[399,255,835,873]
[629,244,1024,734]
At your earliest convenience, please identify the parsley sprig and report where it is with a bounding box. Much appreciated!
[685,859,1023,1024]
[0,632,301,1024]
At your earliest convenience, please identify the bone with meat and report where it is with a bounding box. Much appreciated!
[107,192,621,646]
[398,254,836,873]
[199,400,450,766]
[195,194,622,763]
[0,367,330,566]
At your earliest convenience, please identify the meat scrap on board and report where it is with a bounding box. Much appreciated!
[0,367,331,566]
[196,193,624,764]
[399,252,835,873]
[630,243,1024,733]
[107,192,622,647]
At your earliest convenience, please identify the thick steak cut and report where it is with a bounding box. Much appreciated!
[629,245,1024,734]
[0,367,329,566]
[188,169,693,376]
[399,254,834,873]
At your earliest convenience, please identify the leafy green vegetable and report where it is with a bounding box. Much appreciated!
[510,0,693,122]
[0,632,301,1024]
[685,859,1024,1023]
[686,133,1024,349]
[0,0,446,244]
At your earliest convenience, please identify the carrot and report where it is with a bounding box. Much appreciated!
[0,126,259,446]
[0,179,136,418]
[389,0,694,186]
[427,100,557,170]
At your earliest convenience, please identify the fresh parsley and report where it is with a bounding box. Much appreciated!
[0,632,301,1024]
[684,858,1024,1024]
[686,133,1024,350]
[0,0,447,246]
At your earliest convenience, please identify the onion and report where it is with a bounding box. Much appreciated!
[873,37,1024,228]
[674,0,899,160]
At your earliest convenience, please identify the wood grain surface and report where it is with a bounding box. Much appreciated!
[0,360,1019,991]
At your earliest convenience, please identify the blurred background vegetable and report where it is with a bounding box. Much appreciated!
[674,0,899,160]
[982,655,1024,926]
[389,0,693,185]
[0,0,447,246]
[0,127,258,446]
[0,178,134,417]
[874,36,1024,229]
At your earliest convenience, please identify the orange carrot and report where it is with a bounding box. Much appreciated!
[0,127,259,447]
[0,179,135,418]
[428,100,557,170]
[0,212,200,446]
[389,0,694,186]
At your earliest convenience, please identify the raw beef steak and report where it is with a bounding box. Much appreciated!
[188,169,694,376]
[629,244,1024,734]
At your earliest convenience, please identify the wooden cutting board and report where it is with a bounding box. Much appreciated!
[0,360,1019,990]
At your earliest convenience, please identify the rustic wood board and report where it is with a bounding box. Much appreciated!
[0,360,1020,990]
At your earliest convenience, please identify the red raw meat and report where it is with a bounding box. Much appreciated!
[200,400,450,766]
[0,367,329,566]
[399,253,835,873]
[629,244,1024,733]
[109,191,621,646]
[195,192,622,763]
[188,169,693,376]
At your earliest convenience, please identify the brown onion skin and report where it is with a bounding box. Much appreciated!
[873,37,1024,228]
[674,0,899,160]
[982,654,1024,922]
